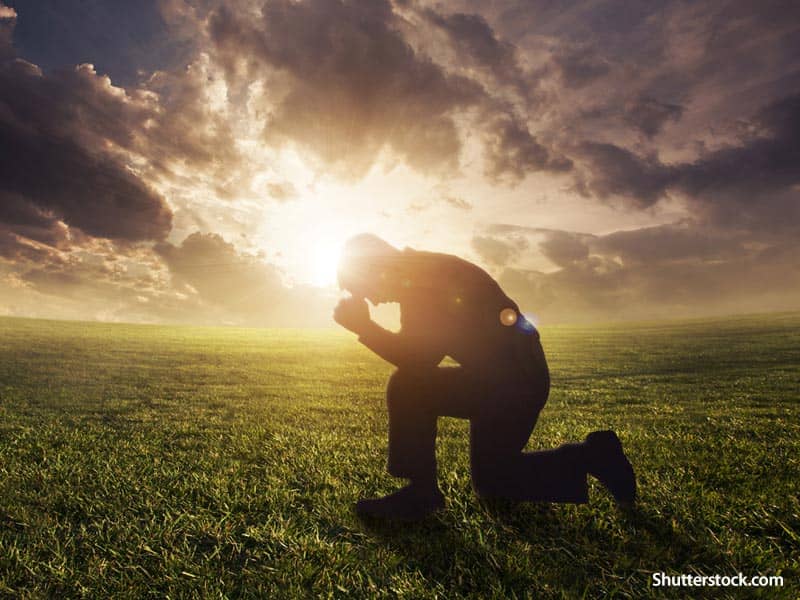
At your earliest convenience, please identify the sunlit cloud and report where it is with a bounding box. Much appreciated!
[0,0,798,325]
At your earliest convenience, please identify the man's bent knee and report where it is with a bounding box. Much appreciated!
[470,451,521,498]
[471,465,504,498]
[386,368,432,409]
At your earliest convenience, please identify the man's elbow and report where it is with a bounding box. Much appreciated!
[393,352,444,370]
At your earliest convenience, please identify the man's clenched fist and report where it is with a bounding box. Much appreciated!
[333,296,371,334]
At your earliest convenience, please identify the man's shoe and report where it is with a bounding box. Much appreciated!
[355,484,445,521]
[585,430,636,506]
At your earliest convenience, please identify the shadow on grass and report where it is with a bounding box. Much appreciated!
[356,498,740,596]
[356,512,462,578]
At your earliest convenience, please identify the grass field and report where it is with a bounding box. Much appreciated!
[0,313,798,598]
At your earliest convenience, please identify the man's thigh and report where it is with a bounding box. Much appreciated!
[393,367,546,474]
[391,367,488,419]
[471,377,543,458]
[394,367,542,423]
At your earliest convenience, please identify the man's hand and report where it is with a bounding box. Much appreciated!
[333,296,372,335]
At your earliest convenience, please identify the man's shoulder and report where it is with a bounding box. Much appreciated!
[402,248,492,282]
[400,247,513,308]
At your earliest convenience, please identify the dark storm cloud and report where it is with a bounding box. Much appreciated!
[578,93,800,229]
[0,7,240,262]
[0,192,69,249]
[576,142,673,207]
[675,93,800,232]
[0,229,63,263]
[461,1,800,178]
[0,59,173,244]
[422,10,513,71]
[553,45,610,88]
[623,96,684,138]
[404,2,574,180]
[484,115,573,182]
[209,0,481,178]
[208,0,570,182]
[0,1,325,326]
[419,8,532,99]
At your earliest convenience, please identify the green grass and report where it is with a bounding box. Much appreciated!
[0,313,798,598]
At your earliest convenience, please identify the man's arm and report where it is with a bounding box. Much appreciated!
[334,297,445,368]
[357,321,445,369]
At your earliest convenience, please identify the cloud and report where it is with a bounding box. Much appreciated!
[155,232,333,326]
[418,7,532,100]
[0,59,173,244]
[0,3,326,328]
[2,0,799,326]
[577,93,800,231]
[0,8,244,264]
[576,142,673,206]
[267,181,298,202]
[553,45,610,88]
[1,229,335,327]
[594,225,743,265]
[156,232,283,308]
[503,252,800,324]
[1,238,185,323]
[538,230,590,268]
[623,95,684,138]
[0,192,70,249]
[674,93,800,232]
[484,114,573,182]
[0,3,16,60]
[209,0,482,179]
[442,195,472,210]
[486,222,800,323]
[471,234,528,266]
[208,0,571,183]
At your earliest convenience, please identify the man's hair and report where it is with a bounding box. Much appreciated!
[337,234,399,295]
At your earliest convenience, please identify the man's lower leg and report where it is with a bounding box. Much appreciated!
[359,419,444,520]
[474,446,590,503]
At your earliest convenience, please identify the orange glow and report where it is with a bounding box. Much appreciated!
[500,308,517,326]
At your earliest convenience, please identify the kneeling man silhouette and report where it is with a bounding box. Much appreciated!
[334,234,635,520]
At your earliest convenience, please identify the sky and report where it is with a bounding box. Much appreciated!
[0,0,798,327]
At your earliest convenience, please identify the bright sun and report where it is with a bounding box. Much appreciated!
[308,237,344,288]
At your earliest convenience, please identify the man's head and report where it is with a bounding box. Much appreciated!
[338,234,402,304]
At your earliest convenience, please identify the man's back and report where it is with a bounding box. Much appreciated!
[395,248,544,377]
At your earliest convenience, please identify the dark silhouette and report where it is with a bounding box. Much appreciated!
[334,234,635,520]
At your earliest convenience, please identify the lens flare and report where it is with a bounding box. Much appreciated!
[500,307,517,326]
